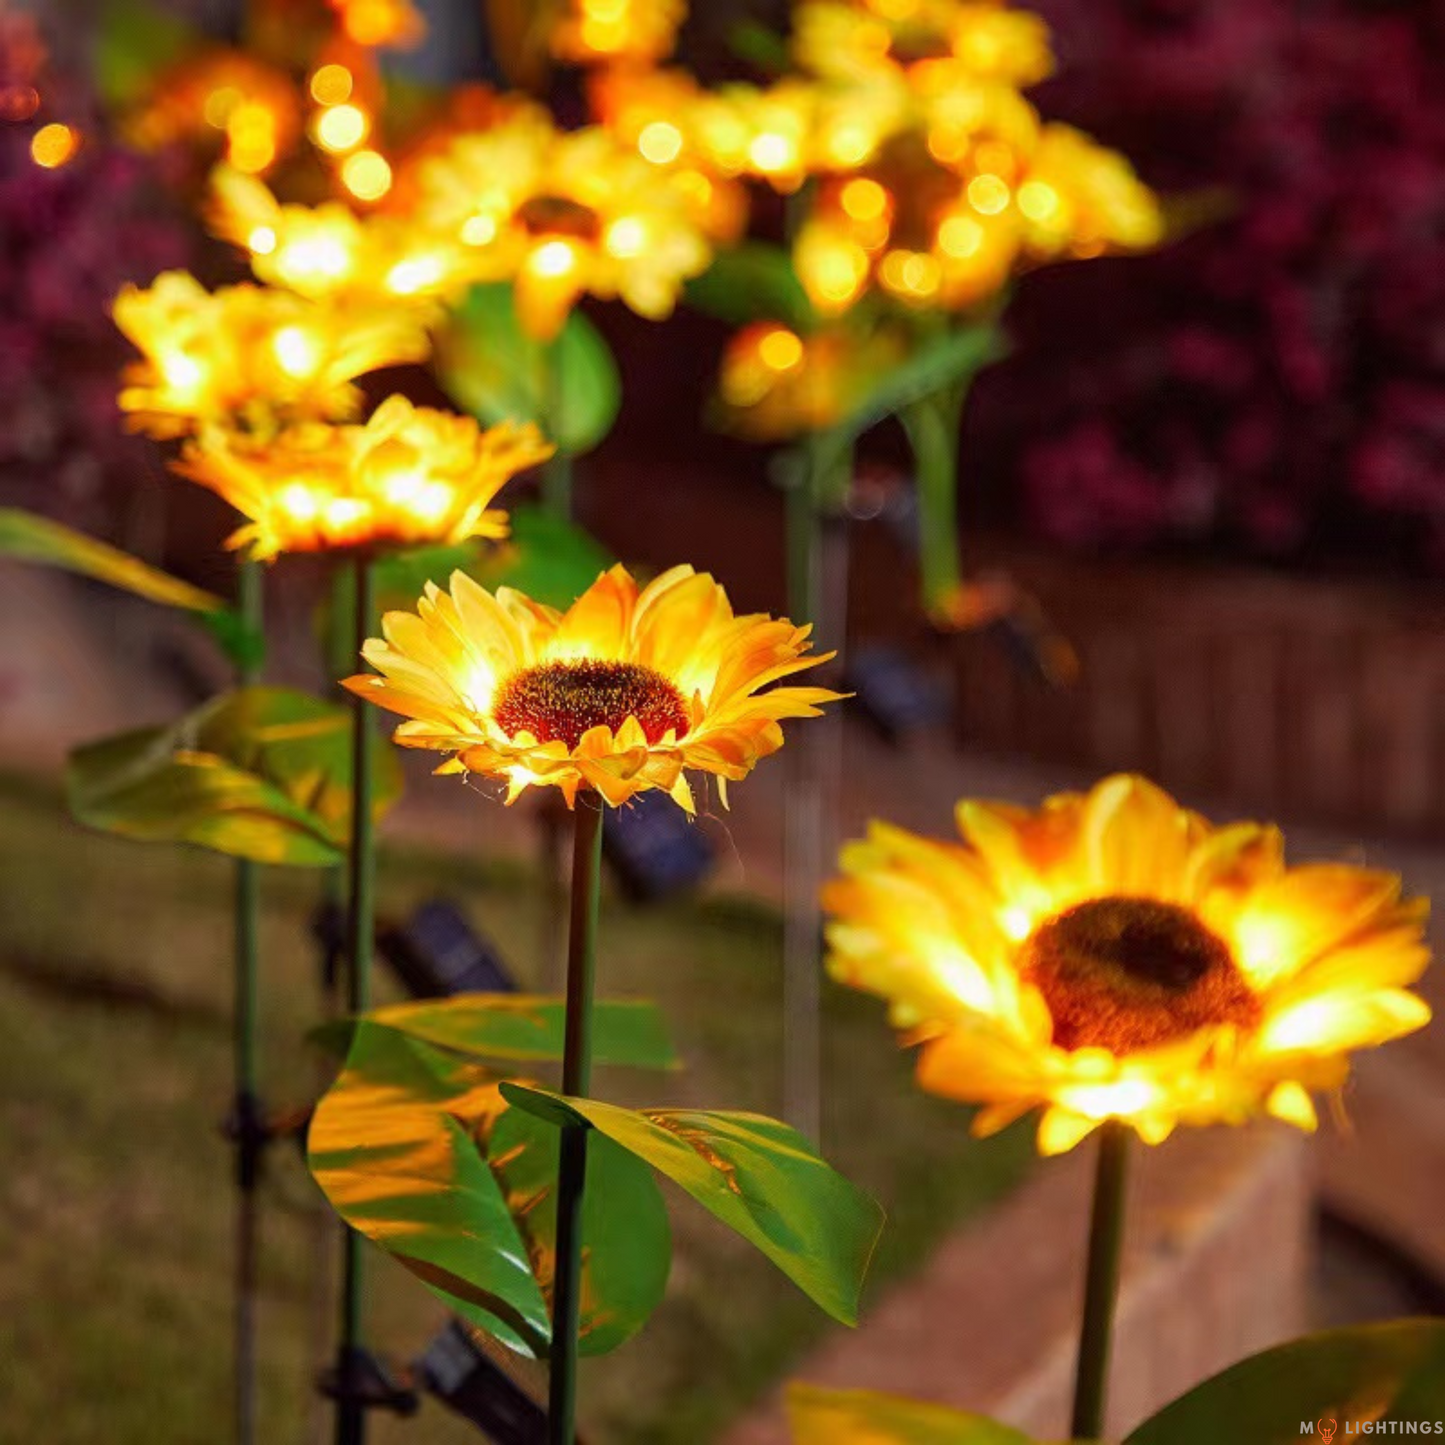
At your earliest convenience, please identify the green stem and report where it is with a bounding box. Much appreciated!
[900,381,969,617]
[1070,1121,1131,1440]
[781,431,852,1142]
[541,338,572,518]
[335,552,377,1445]
[548,794,604,1445]
[233,555,264,1445]
[321,562,356,1003]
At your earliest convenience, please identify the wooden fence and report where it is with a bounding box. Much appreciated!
[949,549,1445,834]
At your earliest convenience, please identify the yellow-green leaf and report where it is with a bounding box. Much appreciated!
[1127,1319,1445,1444]
[788,1385,1038,1444]
[500,1084,886,1326]
[0,508,225,613]
[66,687,401,867]
[314,993,679,1072]
[308,1023,671,1357]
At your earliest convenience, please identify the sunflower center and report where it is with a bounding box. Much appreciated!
[517,194,601,242]
[491,659,689,749]
[888,27,953,64]
[1020,896,1261,1054]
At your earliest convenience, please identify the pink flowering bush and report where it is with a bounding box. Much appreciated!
[975,0,1445,567]
[0,13,188,530]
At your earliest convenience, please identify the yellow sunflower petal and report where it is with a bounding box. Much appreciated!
[1229,864,1403,990]
[1266,1080,1319,1132]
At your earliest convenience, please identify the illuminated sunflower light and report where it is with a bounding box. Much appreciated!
[411,113,714,339]
[114,271,432,440]
[206,167,479,308]
[718,322,906,440]
[176,395,551,561]
[794,0,1055,93]
[795,123,1160,315]
[552,0,686,66]
[328,0,426,49]
[123,51,301,177]
[594,68,901,198]
[344,565,841,810]
[824,774,1433,1155]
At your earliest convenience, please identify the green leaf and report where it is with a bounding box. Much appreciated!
[95,0,202,111]
[469,504,611,609]
[1126,1320,1445,1444]
[788,1385,1038,1444]
[500,1084,885,1326]
[488,1104,671,1356]
[367,507,610,620]
[308,1024,671,1357]
[726,20,792,75]
[841,324,1002,447]
[437,285,621,456]
[0,508,226,614]
[313,994,680,1072]
[685,243,815,332]
[66,686,401,867]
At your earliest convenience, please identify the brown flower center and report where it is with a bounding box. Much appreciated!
[888,27,953,65]
[1020,896,1261,1054]
[492,659,689,749]
[517,194,601,242]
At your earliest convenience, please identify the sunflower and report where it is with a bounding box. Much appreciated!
[343,564,841,809]
[328,0,425,48]
[717,321,906,440]
[206,167,481,308]
[176,395,551,560]
[793,0,1055,94]
[794,122,1160,315]
[114,271,432,440]
[122,49,301,176]
[552,0,686,66]
[824,774,1432,1154]
[409,112,714,339]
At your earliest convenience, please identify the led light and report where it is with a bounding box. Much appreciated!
[386,254,445,295]
[748,131,794,174]
[1018,180,1062,224]
[938,213,984,258]
[227,102,277,174]
[203,86,242,129]
[637,120,683,165]
[341,150,392,201]
[315,103,368,154]
[161,352,204,392]
[277,483,321,522]
[531,239,577,278]
[310,64,354,106]
[840,178,889,223]
[461,214,498,246]
[280,234,352,282]
[967,173,1012,216]
[604,217,646,258]
[757,327,803,372]
[30,122,78,169]
[272,325,319,378]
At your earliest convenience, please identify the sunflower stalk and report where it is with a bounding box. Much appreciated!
[1071,1120,1131,1440]
[541,337,573,518]
[549,793,605,1445]
[781,428,852,1142]
[899,373,971,622]
[335,551,378,1445]
[231,554,264,1445]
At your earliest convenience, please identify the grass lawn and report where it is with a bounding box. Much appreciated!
[0,770,1031,1445]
